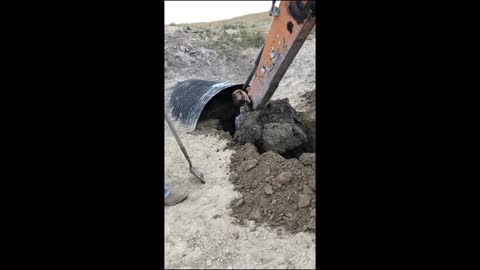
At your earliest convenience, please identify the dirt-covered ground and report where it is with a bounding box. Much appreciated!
[164,18,316,269]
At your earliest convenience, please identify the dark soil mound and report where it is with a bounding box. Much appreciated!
[233,99,313,159]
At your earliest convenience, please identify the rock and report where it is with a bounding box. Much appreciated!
[234,198,244,207]
[303,184,314,195]
[233,232,239,239]
[276,172,293,184]
[271,199,277,205]
[264,176,274,182]
[242,159,258,172]
[264,184,273,195]
[298,194,311,208]
[206,260,212,266]
[249,208,262,221]
[299,153,315,166]
[307,217,316,229]
[307,179,316,191]
[286,212,293,218]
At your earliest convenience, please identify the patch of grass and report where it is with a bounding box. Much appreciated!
[222,24,236,30]
[209,28,266,60]
[238,29,265,48]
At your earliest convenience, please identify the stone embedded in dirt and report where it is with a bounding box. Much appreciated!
[298,194,312,208]
[276,172,293,184]
[234,198,244,207]
[299,153,315,166]
[307,179,316,191]
[303,184,314,195]
[242,159,258,172]
[249,208,262,221]
[206,260,212,266]
[264,184,273,195]
[307,217,316,229]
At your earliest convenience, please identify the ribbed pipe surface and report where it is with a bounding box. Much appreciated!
[169,79,242,130]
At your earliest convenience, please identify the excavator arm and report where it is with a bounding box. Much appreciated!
[169,1,316,131]
[233,0,316,110]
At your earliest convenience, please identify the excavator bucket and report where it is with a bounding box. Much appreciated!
[168,79,243,130]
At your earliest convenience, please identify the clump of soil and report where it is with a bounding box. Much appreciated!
[229,143,316,234]
[233,99,313,159]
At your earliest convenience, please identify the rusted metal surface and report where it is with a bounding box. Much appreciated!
[169,79,242,130]
[247,0,316,109]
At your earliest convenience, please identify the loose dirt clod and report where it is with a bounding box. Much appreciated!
[299,153,315,166]
[233,99,313,159]
[241,159,258,171]
[298,194,311,208]
[276,172,293,184]
[264,184,273,195]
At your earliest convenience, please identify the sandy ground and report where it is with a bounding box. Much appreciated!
[164,25,316,269]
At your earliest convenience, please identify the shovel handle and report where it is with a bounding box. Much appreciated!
[164,113,193,166]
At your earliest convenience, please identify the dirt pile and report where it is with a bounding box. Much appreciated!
[229,143,316,234]
[233,99,313,158]
[164,27,219,69]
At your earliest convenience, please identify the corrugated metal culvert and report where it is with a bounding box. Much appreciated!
[169,79,243,130]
